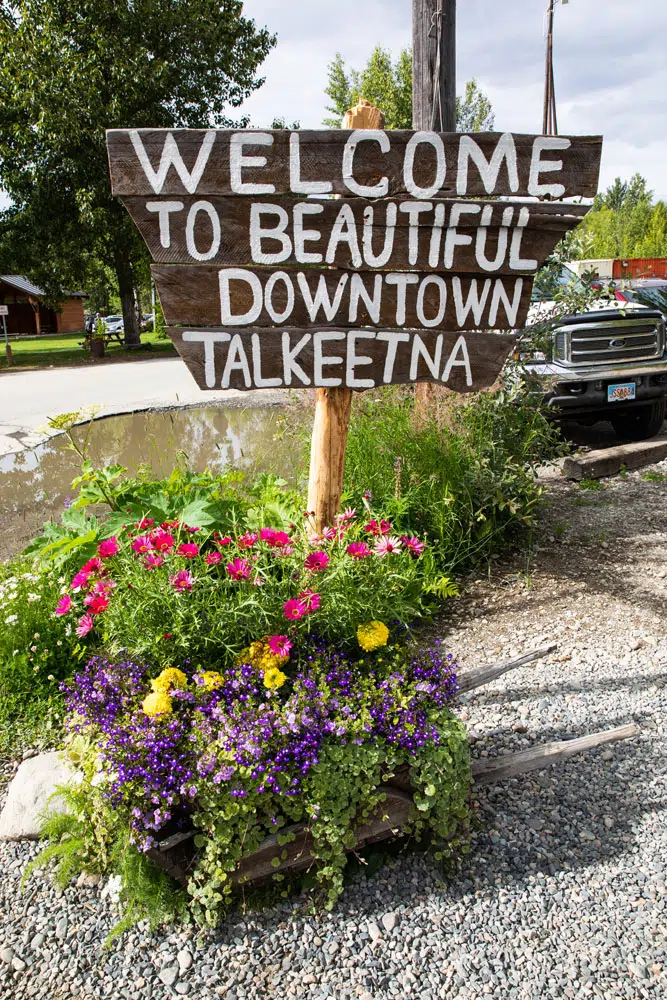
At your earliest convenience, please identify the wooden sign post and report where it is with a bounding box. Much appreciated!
[106,120,602,529]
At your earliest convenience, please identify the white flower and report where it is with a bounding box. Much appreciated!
[101,874,123,905]
[5,615,18,625]
[27,593,41,603]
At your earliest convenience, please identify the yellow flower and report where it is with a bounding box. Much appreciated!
[201,671,223,692]
[151,667,188,694]
[357,621,390,652]
[263,666,287,690]
[142,691,173,717]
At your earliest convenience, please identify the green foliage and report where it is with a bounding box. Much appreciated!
[571,173,667,261]
[0,0,275,339]
[341,386,561,574]
[323,47,493,132]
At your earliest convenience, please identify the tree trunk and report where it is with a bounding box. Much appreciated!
[115,255,141,348]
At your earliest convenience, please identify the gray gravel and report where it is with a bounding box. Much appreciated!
[1,461,666,999]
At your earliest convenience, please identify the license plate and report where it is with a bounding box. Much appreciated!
[607,382,636,403]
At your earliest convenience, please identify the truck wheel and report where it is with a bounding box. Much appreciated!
[610,399,666,442]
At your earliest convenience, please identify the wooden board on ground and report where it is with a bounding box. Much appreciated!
[107,129,603,200]
[122,196,588,271]
[168,326,516,392]
[153,265,533,332]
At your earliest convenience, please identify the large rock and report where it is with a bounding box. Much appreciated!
[0,752,78,840]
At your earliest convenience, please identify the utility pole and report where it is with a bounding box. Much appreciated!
[543,0,569,134]
[412,0,456,132]
[412,0,456,417]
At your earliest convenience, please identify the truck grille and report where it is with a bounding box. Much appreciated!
[557,317,664,365]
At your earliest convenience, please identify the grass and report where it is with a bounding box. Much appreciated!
[1,329,176,369]
[641,470,667,482]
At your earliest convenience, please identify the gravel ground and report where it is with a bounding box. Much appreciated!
[1,460,666,1000]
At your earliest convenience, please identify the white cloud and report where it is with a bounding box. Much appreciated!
[238,0,667,198]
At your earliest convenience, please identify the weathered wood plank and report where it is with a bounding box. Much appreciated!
[471,724,640,784]
[167,326,517,393]
[123,196,588,270]
[153,265,534,332]
[458,644,558,693]
[107,129,603,200]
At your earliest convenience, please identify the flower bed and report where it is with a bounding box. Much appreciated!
[30,505,471,929]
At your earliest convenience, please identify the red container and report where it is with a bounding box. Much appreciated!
[612,257,667,280]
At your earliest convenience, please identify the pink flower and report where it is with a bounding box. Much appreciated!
[143,553,164,570]
[267,635,293,658]
[298,589,321,612]
[304,551,329,573]
[214,535,232,548]
[151,530,174,553]
[71,570,91,591]
[346,542,372,560]
[83,593,109,615]
[226,558,252,581]
[97,537,120,559]
[260,528,291,548]
[81,557,104,574]
[336,507,357,524]
[364,519,392,537]
[135,517,155,531]
[170,569,194,592]
[90,579,115,596]
[205,551,222,565]
[238,532,259,549]
[55,594,72,616]
[75,614,94,638]
[131,535,153,554]
[177,542,200,559]
[283,598,307,621]
[307,531,326,545]
[322,526,338,541]
[375,535,403,557]
[401,535,425,557]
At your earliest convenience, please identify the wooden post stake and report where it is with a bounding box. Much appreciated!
[306,99,385,531]
[413,0,457,422]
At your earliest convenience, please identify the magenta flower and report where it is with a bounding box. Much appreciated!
[131,535,153,555]
[170,569,194,592]
[283,598,307,621]
[364,519,381,536]
[401,535,425,557]
[267,635,293,658]
[70,570,91,591]
[75,614,94,638]
[214,535,232,548]
[205,551,222,565]
[151,530,174,553]
[177,542,199,559]
[322,526,338,541]
[81,557,104,574]
[97,537,120,559]
[261,528,291,548]
[238,532,259,549]
[143,553,164,570]
[226,558,252,581]
[55,594,72,616]
[304,550,329,573]
[346,542,372,560]
[298,589,321,613]
[135,517,155,531]
[375,535,403,557]
[83,593,110,615]
[336,507,357,524]
[90,579,115,596]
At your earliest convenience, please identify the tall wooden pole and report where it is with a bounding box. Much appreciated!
[306,100,385,531]
[413,0,456,418]
[543,1,558,136]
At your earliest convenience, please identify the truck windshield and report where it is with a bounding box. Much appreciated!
[532,265,584,302]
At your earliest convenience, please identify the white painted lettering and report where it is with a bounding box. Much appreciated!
[229,133,275,195]
[428,203,446,267]
[185,200,221,261]
[289,133,333,194]
[130,131,216,195]
[325,204,362,268]
[475,205,509,272]
[410,333,444,381]
[221,334,252,388]
[399,201,432,265]
[349,274,383,324]
[444,204,481,269]
[385,274,419,325]
[249,204,292,264]
[219,268,263,325]
[488,278,524,326]
[342,130,390,198]
[442,335,473,386]
[182,331,230,388]
[264,271,294,324]
[313,332,345,386]
[528,137,570,198]
[293,202,324,263]
[452,278,492,327]
[509,207,538,269]
[457,133,519,196]
[403,132,446,199]
[416,275,447,328]
[282,332,311,385]
[297,272,349,322]
[377,332,410,383]
[251,333,282,387]
[145,200,184,248]
[346,332,376,389]
[362,203,397,267]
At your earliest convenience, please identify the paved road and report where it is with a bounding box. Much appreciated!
[0,358,285,457]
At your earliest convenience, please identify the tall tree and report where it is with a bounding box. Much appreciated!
[323,47,494,132]
[0,0,274,345]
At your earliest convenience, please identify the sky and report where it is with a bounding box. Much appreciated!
[235,0,667,200]
[1,0,664,210]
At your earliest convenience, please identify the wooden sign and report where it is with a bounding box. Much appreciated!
[169,327,516,393]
